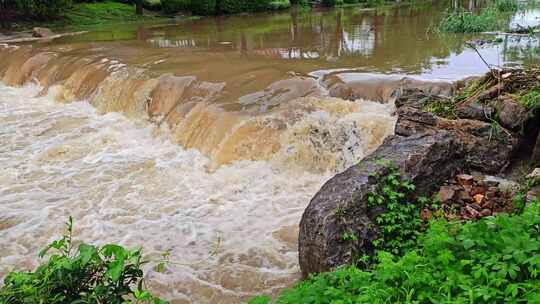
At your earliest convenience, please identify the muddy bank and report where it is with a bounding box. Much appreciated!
[299,68,540,275]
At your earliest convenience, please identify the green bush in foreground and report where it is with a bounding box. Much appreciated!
[252,202,540,303]
[0,218,167,304]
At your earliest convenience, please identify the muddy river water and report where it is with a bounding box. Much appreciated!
[0,2,539,303]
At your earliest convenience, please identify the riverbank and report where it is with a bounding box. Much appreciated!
[1,1,170,31]
[0,1,539,302]
[251,67,540,303]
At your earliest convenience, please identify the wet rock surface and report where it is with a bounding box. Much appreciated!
[322,72,456,103]
[395,92,519,173]
[299,132,465,275]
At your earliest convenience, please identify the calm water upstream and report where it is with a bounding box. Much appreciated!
[0,1,539,303]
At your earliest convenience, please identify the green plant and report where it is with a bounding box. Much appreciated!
[161,0,189,13]
[422,97,457,118]
[320,0,343,7]
[519,85,540,111]
[438,6,504,33]
[259,201,540,303]
[367,163,423,256]
[190,0,216,14]
[495,0,519,12]
[0,218,168,304]
[15,0,73,19]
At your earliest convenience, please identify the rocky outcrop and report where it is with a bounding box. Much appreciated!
[299,132,465,275]
[299,86,522,276]
[396,92,519,173]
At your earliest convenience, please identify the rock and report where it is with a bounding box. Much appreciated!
[527,186,540,202]
[484,175,519,195]
[533,131,540,165]
[455,102,495,121]
[527,168,540,179]
[421,209,432,221]
[471,186,485,196]
[457,174,474,185]
[491,96,529,131]
[481,209,492,216]
[438,186,456,202]
[298,132,465,275]
[32,27,54,38]
[466,205,481,218]
[457,190,473,202]
[473,194,484,204]
[396,103,518,173]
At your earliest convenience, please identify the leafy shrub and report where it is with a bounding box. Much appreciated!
[14,0,73,19]
[190,0,216,14]
[268,0,291,10]
[219,0,280,13]
[143,0,161,11]
[519,85,540,111]
[496,0,518,12]
[438,6,503,33]
[253,202,540,304]
[161,0,189,13]
[0,218,168,304]
[366,0,385,7]
[321,0,343,7]
[366,162,424,256]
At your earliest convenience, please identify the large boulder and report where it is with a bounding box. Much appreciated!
[299,132,465,275]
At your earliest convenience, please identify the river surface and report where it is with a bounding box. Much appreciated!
[0,1,539,303]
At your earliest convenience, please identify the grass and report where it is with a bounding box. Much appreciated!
[422,97,457,118]
[437,0,520,33]
[9,1,170,30]
[519,85,540,111]
[438,6,506,33]
[61,2,166,27]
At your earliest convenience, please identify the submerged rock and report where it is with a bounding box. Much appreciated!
[298,132,465,275]
[322,72,455,103]
[32,27,54,38]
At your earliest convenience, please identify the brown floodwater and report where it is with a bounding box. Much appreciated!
[0,2,539,303]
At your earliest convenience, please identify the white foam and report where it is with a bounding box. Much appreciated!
[0,83,395,303]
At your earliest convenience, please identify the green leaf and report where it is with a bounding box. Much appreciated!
[78,243,97,266]
[106,259,125,282]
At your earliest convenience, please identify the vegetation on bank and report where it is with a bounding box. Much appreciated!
[438,0,519,33]
[0,218,168,304]
[0,0,425,29]
[250,170,540,304]
[253,202,540,303]
[0,1,167,29]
